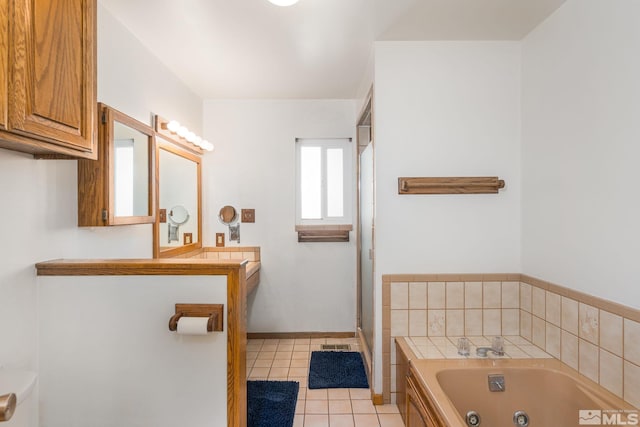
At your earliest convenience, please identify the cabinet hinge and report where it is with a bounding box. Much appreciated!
[102,209,108,221]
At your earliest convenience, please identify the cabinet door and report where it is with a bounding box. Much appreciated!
[9,0,96,153]
[407,395,430,427]
[77,104,157,226]
[0,0,7,129]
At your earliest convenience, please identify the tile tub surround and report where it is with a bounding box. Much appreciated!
[382,274,640,409]
[402,336,553,360]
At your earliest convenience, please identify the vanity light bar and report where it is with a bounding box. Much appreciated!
[155,115,214,152]
[166,119,213,151]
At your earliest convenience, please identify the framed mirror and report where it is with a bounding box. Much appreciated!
[78,103,155,226]
[153,137,202,257]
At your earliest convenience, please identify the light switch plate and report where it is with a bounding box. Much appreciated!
[241,209,255,223]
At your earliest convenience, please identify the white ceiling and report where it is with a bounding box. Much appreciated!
[98,0,566,99]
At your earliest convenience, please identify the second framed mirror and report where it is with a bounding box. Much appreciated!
[154,137,202,258]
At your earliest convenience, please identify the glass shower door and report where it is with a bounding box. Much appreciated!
[359,143,374,352]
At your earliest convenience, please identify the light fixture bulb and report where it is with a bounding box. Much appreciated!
[167,120,180,133]
[267,0,299,6]
[202,140,214,152]
[163,117,208,151]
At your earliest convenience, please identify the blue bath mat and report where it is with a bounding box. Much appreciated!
[247,380,299,427]
[308,351,369,389]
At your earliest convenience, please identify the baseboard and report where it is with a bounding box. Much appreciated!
[372,394,384,405]
[357,328,373,389]
[247,331,356,340]
[357,331,384,405]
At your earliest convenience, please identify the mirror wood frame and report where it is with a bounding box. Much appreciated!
[153,139,203,258]
[78,103,156,226]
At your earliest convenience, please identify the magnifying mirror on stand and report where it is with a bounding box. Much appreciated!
[168,205,190,243]
[219,205,240,243]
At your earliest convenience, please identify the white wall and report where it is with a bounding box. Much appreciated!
[373,41,522,392]
[521,0,640,309]
[97,4,202,132]
[38,275,228,427]
[202,100,357,333]
[0,4,202,425]
[356,48,375,115]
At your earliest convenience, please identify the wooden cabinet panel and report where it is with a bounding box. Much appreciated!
[0,0,7,130]
[10,0,95,151]
[406,366,448,427]
[407,392,429,427]
[0,0,96,158]
[396,340,409,423]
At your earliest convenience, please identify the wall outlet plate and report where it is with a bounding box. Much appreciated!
[215,233,225,247]
[241,209,255,223]
[159,209,167,223]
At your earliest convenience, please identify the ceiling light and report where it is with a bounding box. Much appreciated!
[267,0,299,6]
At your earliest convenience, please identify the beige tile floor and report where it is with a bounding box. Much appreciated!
[247,338,404,427]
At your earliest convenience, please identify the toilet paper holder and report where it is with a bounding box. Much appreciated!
[168,303,224,332]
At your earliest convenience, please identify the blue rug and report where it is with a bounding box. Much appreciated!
[308,351,369,389]
[247,381,299,427]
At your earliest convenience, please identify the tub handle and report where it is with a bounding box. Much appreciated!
[513,411,530,427]
[466,410,481,427]
[0,393,17,422]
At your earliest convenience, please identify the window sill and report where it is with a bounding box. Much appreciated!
[295,224,353,243]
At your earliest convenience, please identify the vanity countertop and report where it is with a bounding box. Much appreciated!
[246,261,260,278]
[35,258,252,276]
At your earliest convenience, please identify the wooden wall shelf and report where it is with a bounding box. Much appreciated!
[295,225,352,243]
[398,177,505,195]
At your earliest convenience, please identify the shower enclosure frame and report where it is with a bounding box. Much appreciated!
[356,87,378,402]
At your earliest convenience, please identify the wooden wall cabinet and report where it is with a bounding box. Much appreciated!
[0,0,97,158]
[0,0,8,132]
[77,104,155,226]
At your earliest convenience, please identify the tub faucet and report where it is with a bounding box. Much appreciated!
[476,347,492,357]
[476,337,505,357]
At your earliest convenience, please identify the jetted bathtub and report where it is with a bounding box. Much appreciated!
[408,358,637,427]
